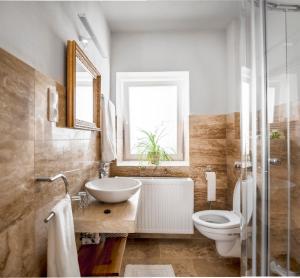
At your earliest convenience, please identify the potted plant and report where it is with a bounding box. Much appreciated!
[136,129,172,166]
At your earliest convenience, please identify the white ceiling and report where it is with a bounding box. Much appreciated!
[100,1,241,32]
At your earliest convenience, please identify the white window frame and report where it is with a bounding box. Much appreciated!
[116,71,189,166]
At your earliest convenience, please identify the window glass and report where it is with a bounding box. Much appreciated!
[128,85,178,155]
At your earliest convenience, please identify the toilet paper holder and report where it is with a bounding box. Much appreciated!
[204,165,214,175]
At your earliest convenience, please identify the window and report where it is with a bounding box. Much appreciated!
[116,72,189,166]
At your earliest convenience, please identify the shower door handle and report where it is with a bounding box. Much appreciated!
[269,158,281,166]
[234,161,252,170]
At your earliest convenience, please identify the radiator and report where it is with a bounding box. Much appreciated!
[135,178,194,234]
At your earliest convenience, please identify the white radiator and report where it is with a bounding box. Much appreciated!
[135,178,194,234]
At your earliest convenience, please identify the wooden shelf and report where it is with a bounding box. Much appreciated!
[78,237,127,277]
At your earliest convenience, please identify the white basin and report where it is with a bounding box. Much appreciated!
[85,177,141,203]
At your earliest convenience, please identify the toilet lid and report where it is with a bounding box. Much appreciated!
[192,210,240,229]
[233,176,254,224]
[232,179,240,214]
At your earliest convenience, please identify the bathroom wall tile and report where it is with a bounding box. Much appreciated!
[189,115,229,211]
[225,113,241,209]
[0,210,39,277]
[110,163,190,177]
[190,139,227,165]
[0,139,34,167]
[190,114,226,139]
[0,49,35,233]
[194,186,227,211]
[0,164,34,232]
[0,49,101,276]
[0,48,35,141]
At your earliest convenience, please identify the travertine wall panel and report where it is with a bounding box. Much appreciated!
[0,48,100,276]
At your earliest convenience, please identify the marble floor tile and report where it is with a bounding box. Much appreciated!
[123,238,160,260]
[159,239,213,259]
[122,238,240,277]
[193,259,240,277]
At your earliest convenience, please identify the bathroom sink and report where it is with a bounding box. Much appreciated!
[85,177,141,203]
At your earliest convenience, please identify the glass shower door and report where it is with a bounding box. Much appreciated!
[239,1,267,275]
[241,1,300,276]
[266,4,300,276]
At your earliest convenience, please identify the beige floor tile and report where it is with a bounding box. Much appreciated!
[122,238,240,277]
[159,239,217,260]
[193,259,240,277]
[124,238,160,259]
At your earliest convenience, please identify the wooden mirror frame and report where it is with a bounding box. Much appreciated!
[67,40,101,131]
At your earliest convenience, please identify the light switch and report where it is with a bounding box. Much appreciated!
[48,86,58,123]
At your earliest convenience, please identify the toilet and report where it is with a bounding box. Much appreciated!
[192,177,253,257]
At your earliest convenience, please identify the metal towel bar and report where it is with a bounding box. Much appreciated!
[36,173,70,223]
[36,173,69,194]
[42,196,81,223]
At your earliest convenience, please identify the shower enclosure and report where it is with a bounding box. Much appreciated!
[240,0,300,276]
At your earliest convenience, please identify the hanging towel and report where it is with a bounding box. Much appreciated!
[205,172,216,201]
[47,194,80,277]
[102,97,117,162]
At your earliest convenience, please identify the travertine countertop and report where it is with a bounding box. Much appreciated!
[73,189,141,233]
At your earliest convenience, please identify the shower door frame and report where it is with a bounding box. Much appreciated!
[239,1,269,276]
[243,0,300,276]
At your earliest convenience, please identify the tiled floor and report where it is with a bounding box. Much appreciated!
[121,238,240,277]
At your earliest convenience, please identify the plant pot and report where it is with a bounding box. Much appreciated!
[148,152,160,166]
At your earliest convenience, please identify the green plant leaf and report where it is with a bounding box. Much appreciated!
[134,127,173,164]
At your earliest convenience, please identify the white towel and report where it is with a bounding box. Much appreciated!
[102,98,117,162]
[47,194,80,277]
[205,172,216,201]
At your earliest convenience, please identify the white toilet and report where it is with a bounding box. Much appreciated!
[192,178,253,257]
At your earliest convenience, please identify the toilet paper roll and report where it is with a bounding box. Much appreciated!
[205,172,216,201]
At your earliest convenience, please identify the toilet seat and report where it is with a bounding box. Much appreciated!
[192,210,240,230]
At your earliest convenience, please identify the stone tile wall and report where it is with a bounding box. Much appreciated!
[0,48,100,276]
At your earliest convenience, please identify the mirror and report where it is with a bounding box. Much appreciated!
[67,40,101,131]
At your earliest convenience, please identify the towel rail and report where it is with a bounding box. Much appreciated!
[42,196,81,223]
[36,173,70,223]
[36,173,69,194]
[44,212,55,223]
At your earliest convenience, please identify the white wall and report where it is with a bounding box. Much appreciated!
[0,2,111,97]
[226,20,241,114]
[111,30,228,115]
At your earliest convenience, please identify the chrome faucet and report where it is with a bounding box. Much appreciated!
[100,162,110,178]
[36,173,69,194]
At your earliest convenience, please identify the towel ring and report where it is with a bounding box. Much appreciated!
[36,173,70,223]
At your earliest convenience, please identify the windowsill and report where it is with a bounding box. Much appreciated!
[116,160,190,167]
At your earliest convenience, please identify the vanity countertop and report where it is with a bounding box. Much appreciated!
[73,189,141,234]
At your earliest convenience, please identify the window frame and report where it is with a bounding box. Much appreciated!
[116,71,189,166]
